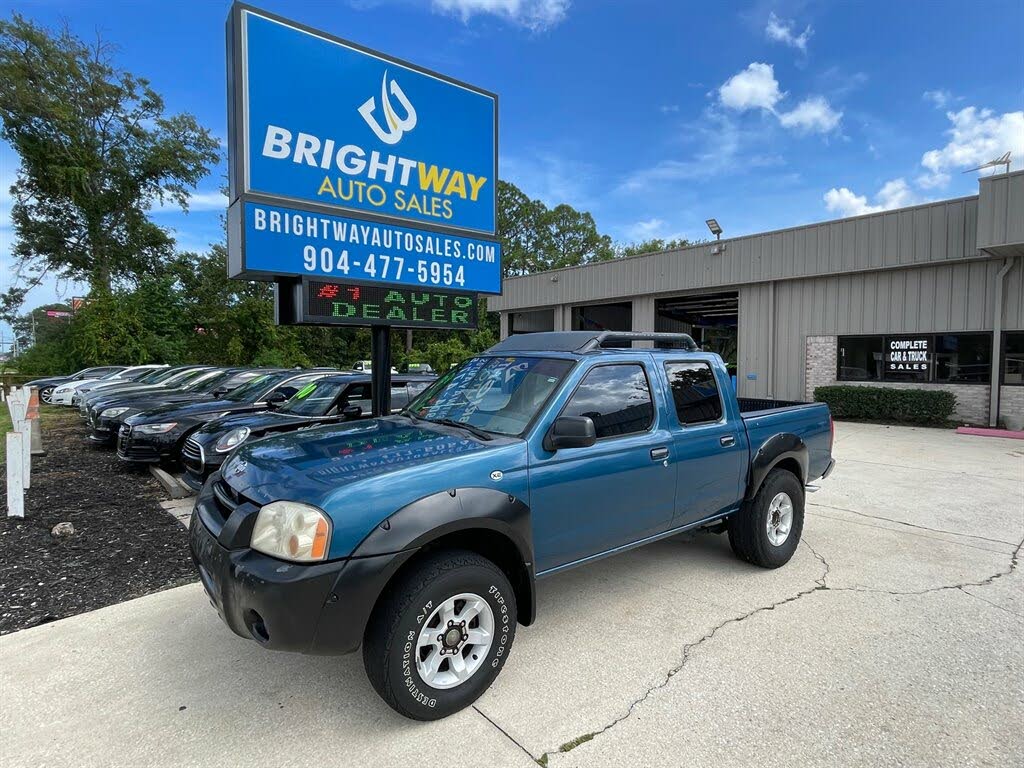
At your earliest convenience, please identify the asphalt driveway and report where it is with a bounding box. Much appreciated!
[2,422,1022,767]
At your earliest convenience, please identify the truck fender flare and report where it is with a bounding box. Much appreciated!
[351,487,537,625]
[745,433,809,500]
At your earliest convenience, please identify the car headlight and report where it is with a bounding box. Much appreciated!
[134,422,178,434]
[250,501,331,563]
[214,427,250,453]
[101,407,129,417]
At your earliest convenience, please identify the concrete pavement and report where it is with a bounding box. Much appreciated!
[1,422,1021,767]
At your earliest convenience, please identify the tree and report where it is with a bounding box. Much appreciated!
[496,180,615,275]
[617,237,692,258]
[0,13,220,306]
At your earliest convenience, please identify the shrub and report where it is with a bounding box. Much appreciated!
[813,385,957,425]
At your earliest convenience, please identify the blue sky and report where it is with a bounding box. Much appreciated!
[1,0,1023,338]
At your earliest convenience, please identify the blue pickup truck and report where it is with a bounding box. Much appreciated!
[189,332,834,720]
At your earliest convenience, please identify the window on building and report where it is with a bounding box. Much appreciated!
[934,334,991,383]
[562,364,653,439]
[664,362,723,424]
[1004,332,1024,385]
[838,333,995,384]
[883,336,932,382]
[837,336,883,381]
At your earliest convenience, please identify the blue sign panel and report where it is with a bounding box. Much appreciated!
[239,8,497,235]
[240,201,501,294]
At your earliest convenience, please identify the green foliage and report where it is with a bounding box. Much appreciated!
[813,385,957,425]
[0,13,220,301]
[618,237,692,257]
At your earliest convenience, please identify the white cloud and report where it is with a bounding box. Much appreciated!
[431,0,569,30]
[719,62,784,112]
[660,104,680,114]
[765,12,812,52]
[918,107,1024,188]
[778,96,842,133]
[823,178,916,217]
[922,89,953,108]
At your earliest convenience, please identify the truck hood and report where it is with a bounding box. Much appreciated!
[222,416,530,558]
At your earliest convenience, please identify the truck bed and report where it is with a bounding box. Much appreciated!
[739,399,833,482]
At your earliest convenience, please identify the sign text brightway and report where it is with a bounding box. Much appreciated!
[239,10,497,235]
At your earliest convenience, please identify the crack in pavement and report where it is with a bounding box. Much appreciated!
[807,501,1020,547]
[473,705,538,764]
[956,586,1024,619]
[528,536,1023,767]
[835,456,1016,482]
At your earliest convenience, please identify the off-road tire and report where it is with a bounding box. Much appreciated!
[363,549,517,720]
[728,468,804,568]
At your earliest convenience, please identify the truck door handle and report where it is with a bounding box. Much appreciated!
[650,447,669,461]
[720,435,736,447]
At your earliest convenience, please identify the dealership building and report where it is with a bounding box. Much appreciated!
[491,171,1024,427]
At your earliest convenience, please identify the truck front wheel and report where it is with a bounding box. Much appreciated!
[728,468,804,568]
[362,549,518,720]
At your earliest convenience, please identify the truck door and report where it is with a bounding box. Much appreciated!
[530,362,678,572]
[661,361,747,526]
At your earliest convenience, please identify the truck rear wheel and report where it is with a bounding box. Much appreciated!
[362,549,517,720]
[728,468,804,568]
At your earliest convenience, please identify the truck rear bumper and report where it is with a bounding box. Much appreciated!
[820,458,836,480]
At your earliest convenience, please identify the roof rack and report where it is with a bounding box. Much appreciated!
[487,331,698,354]
[576,332,698,352]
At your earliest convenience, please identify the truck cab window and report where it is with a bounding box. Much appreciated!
[562,364,653,439]
[664,362,723,424]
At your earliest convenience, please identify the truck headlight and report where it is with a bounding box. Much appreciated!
[215,427,250,453]
[250,501,331,563]
[101,407,129,417]
[134,422,178,434]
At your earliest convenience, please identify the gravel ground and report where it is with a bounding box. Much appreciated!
[0,408,197,634]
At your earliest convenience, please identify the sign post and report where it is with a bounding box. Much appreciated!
[225,3,501,411]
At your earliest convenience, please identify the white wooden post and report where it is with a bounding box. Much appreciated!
[7,431,25,517]
[7,387,31,490]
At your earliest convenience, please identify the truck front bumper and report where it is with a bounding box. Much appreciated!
[188,477,414,655]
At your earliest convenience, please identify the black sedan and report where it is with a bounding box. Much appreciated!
[85,367,223,443]
[81,365,212,419]
[116,369,338,465]
[87,368,268,445]
[179,373,435,489]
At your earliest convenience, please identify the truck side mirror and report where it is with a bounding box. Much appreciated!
[342,404,363,419]
[544,416,597,451]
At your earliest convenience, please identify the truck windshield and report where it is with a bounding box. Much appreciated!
[405,356,574,437]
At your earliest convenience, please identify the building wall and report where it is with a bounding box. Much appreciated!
[802,332,992,423]
[491,195,981,312]
[770,258,1018,403]
[1000,387,1024,430]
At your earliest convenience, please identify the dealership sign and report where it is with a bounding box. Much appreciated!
[886,337,931,373]
[225,4,501,295]
[277,277,478,329]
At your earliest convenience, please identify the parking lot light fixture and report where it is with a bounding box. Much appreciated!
[706,218,723,240]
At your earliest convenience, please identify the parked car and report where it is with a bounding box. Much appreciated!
[400,362,436,375]
[117,369,339,465]
[188,331,835,720]
[87,368,273,445]
[80,365,212,418]
[180,373,435,490]
[26,366,127,404]
[51,365,168,406]
[84,367,217,441]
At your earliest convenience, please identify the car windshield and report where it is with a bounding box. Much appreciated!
[406,356,575,437]
[147,367,190,384]
[124,368,158,381]
[278,379,347,416]
[165,368,210,387]
[183,370,229,392]
[222,372,287,402]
